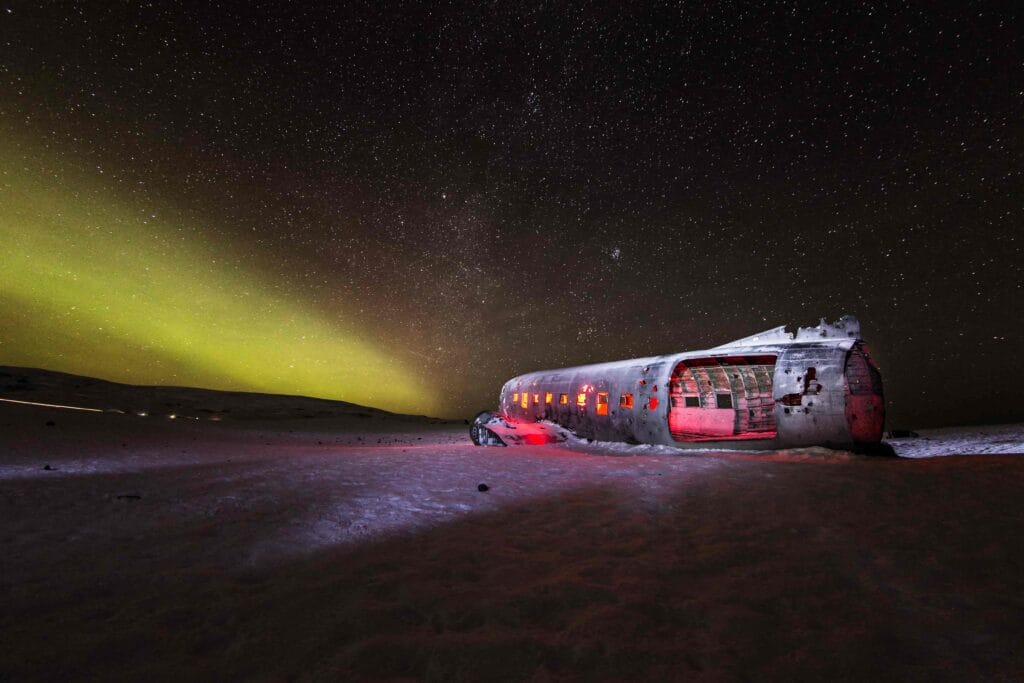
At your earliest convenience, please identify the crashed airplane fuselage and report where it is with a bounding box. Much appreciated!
[471,315,885,451]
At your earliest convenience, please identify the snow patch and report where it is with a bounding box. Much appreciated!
[889,423,1024,458]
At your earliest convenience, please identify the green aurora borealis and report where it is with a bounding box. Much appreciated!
[1,129,435,416]
[1,3,1020,427]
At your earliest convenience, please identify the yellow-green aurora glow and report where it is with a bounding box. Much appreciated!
[1,131,438,416]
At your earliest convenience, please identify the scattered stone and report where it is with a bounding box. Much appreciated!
[477,483,489,492]
[43,464,53,471]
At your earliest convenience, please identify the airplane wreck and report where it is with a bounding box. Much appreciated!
[471,315,886,452]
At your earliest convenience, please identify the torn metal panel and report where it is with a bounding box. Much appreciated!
[470,413,569,447]
[711,315,862,349]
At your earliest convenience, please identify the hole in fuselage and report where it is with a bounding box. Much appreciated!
[669,355,778,442]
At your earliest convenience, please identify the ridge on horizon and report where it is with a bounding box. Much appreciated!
[0,365,449,422]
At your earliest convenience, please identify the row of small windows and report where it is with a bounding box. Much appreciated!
[512,391,655,412]
[512,390,733,412]
[674,394,733,409]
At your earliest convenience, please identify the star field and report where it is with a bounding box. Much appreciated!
[1,2,1020,424]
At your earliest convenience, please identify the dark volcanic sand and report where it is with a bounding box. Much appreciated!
[2,402,1024,681]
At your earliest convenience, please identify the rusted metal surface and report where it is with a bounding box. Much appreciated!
[472,315,885,451]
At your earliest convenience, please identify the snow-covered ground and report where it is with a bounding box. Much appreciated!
[2,371,1024,680]
[887,422,1024,458]
[562,422,1024,460]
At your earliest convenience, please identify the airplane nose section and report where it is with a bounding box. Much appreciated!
[844,344,885,444]
[847,393,885,443]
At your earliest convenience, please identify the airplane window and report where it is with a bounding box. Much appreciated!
[597,392,609,415]
[619,393,634,409]
[716,393,733,409]
[684,396,700,408]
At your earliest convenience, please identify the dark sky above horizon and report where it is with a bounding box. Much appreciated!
[1,2,1020,425]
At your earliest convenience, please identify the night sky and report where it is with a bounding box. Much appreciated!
[1,2,1020,425]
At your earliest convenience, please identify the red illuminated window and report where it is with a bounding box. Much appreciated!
[597,392,609,415]
[576,392,587,407]
[532,393,540,405]
[520,392,529,409]
[560,393,568,405]
[648,397,659,410]
[544,392,552,404]
[619,393,634,409]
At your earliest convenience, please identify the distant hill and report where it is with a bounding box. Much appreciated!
[0,366,446,422]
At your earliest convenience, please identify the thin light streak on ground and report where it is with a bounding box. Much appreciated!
[0,397,103,412]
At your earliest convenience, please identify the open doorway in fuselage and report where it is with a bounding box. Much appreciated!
[668,355,778,442]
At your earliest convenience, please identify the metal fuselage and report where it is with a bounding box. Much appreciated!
[483,316,885,450]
